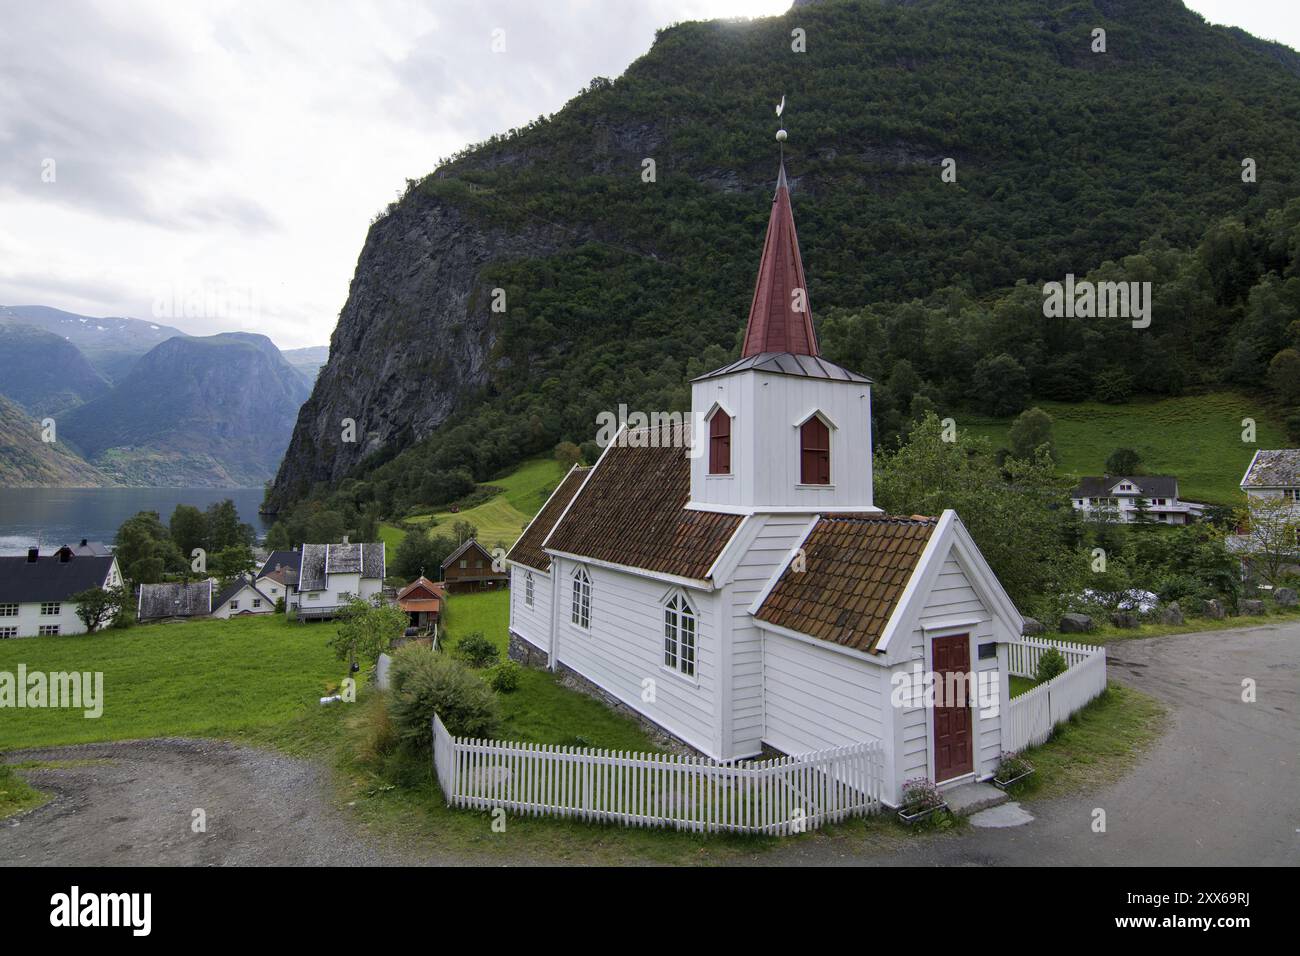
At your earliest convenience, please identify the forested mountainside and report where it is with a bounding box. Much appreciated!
[0,323,110,417]
[0,393,108,487]
[267,0,1300,518]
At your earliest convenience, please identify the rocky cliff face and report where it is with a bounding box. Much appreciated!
[267,187,578,508]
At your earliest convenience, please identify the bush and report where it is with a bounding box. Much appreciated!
[456,631,500,668]
[387,644,500,748]
[900,778,945,814]
[1035,647,1068,683]
[488,659,521,693]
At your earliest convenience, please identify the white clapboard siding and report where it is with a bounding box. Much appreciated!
[1005,638,1107,752]
[432,714,883,835]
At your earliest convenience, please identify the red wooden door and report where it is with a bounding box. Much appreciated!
[932,634,974,782]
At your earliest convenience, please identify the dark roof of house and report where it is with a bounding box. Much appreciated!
[1070,475,1179,498]
[544,423,743,582]
[440,538,497,570]
[297,542,384,591]
[257,549,302,579]
[507,466,591,572]
[261,567,293,588]
[754,514,938,654]
[0,552,116,603]
[1241,449,1300,488]
[693,351,871,384]
[69,539,112,556]
[137,580,212,620]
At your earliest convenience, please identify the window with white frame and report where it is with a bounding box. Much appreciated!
[663,594,697,677]
[525,572,534,608]
[253,599,262,608]
[40,602,60,616]
[0,627,17,638]
[1287,488,1300,502]
[230,600,240,611]
[38,625,60,636]
[571,567,591,629]
[0,603,16,617]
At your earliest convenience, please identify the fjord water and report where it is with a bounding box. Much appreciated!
[0,487,271,554]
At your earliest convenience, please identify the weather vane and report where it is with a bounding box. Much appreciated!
[775,95,787,162]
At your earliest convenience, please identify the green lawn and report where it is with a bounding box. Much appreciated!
[0,615,348,752]
[962,392,1288,506]
[382,457,568,552]
[1001,684,1167,801]
[0,763,48,819]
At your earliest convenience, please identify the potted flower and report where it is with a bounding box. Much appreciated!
[993,751,1034,789]
[897,777,946,825]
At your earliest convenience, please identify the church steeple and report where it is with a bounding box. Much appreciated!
[740,159,819,357]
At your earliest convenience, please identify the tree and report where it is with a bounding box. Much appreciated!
[554,441,582,467]
[1007,407,1056,462]
[205,499,251,551]
[304,509,346,543]
[971,353,1029,417]
[452,520,478,544]
[329,595,408,669]
[1237,495,1300,587]
[70,586,122,634]
[392,527,459,580]
[169,505,207,561]
[1266,348,1300,404]
[1094,366,1134,404]
[211,544,256,582]
[874,413,1074,609]
[1105,448,1142,475]
[114,511,182,584]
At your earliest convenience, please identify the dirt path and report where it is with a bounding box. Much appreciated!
[0,738,415,866]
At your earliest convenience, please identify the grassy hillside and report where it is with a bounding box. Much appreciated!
[961,393,1288,505]
[382,457,568,550]
[0,616,344,751]
[0,392,109,487]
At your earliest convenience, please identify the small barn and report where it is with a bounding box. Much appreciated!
[440,539,508,593]
[397,576,445,633]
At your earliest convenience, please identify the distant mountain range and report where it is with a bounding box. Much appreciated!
[0,306,321,488]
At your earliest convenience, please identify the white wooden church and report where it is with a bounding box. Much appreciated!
[507,159,1023,806]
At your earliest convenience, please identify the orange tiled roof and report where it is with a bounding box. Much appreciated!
[755,514,938,653]
[507,466,590,572]
[543,424,742,582]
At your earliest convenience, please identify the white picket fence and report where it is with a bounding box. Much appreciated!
[432,714,883,835]
[1005,637,1108,751]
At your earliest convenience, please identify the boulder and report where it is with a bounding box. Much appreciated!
[1203,599,1225,620]
[1160,602,1184,626]
[1239,599,1266,616]
[1021,617,1046,636]
[1058,612,1094,633]
[1274,588,1297,607]
[1109,611,1140,629]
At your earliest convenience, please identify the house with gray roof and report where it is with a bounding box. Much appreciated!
[0,545,122,638]
[211,575,277,619]
[1240,449,1300,511]
[1069,475,1206,524]
[294,540,385,620]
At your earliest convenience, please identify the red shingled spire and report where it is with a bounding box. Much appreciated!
[741,161,819,357]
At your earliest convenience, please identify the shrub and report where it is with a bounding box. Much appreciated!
[387,644,500,748]
[994,751,1033,782]
[488,659,521,693]
[456,631,500,668]
[1035,647,1068,683]
[900,778,944,814]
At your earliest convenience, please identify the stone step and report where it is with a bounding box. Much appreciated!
[942,781,1008,816]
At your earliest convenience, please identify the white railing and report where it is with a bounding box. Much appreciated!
[432,714,883,835]
[1005,637,1108,752]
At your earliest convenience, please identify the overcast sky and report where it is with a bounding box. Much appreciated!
[0,0,1296,350]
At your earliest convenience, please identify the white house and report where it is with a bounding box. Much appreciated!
[507,160,1023,806]
[256,549,301,612]
[1240,449,1300,515]
[0,545,123,638]
[1070,475,1206,524]
[210,575,277,619]
[293,540,385,619]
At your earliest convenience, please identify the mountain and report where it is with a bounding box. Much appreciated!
[62,332,311,487]
[282,345,330,385]
[0,305,186,383]
[0,393,109,487]
[266,0,1300,513]
[0,323,110,417]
